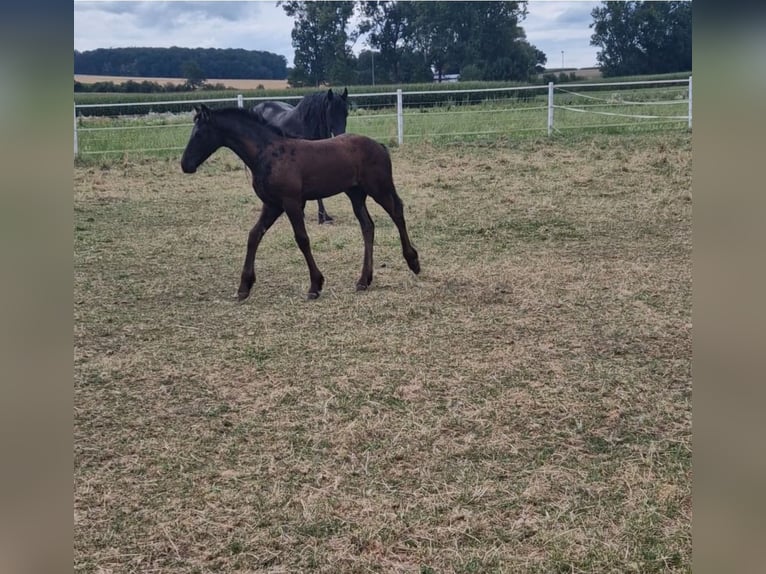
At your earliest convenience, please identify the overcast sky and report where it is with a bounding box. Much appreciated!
[73,1,601,71]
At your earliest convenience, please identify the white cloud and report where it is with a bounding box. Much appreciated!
[75,1,295,58]
[523,1,601,68]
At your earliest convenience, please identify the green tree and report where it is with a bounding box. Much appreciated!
[365,1,542,83]
[281,1,356,86]
[395,49,433,83]
[590,1,692,77]
[407,1,457,81]
[358,1,421,83]
[355,50,377,85]
[181,60,206,89]
[454,1,545,81]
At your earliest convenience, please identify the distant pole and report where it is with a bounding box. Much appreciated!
[561,51,564,68]
[237,94,244,108]
[371,51,375,86]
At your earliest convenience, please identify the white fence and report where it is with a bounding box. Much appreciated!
[74,77,691,157]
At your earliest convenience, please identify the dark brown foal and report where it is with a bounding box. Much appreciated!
[180,104,420,300]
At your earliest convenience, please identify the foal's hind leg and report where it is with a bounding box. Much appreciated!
[238,203,283,301]
[370,184,420,275]
[284,203,325,299]
[346,188,375,290]
[316,198,334,225]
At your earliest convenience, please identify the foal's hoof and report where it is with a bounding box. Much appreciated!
[355,283,369,292]
[236,290,251,302]
[318,214,334,225]
[409,259,421,274]
[307,291,320,300]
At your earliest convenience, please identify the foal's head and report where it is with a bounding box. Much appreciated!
[181,104,222,174]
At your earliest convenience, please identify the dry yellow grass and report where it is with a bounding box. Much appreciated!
[74,133,691,572]
[74,74,289,90]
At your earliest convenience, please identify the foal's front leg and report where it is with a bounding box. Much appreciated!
[238,203,283,301]
[284,204,325,299]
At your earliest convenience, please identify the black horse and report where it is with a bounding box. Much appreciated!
[251,88,349,224]
[180,105,420,301]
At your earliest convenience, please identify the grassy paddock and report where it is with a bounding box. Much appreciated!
[74,132,692,572]
[75,83,689,158]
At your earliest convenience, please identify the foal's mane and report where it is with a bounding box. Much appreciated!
[210,108,286,186]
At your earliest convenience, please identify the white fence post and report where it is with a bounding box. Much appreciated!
[237,94,244,108]
[73,103,78,158]
[688,76,692,130]
[547,82,554,136]
[396,88,403,146]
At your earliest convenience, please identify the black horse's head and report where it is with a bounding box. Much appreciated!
[323,87,349,137]
[181,104,222,173]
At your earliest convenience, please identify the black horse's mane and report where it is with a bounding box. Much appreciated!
[212,106,288,138]
[293,92,332,139]
[210,89,343,142]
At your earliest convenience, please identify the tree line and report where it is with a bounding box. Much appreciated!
[284,1,690,87]
[74,47,288,80]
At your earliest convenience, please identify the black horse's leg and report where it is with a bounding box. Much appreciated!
[317,198,334,225]
[237,203,284,301]
[284,204,325,299]
[346,189,375,290]
[371,185,420,275]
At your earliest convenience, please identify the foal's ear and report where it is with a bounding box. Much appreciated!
[341,87,348,100]
[326,88,334,100]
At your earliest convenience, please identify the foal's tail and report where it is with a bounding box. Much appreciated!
[379,142,393,172]
[376,142,404,214]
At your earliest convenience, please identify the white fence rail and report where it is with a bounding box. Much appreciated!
[74,77,691,158]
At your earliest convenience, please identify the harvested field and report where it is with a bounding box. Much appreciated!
[75,74,289,90]
[74,132,692,572]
